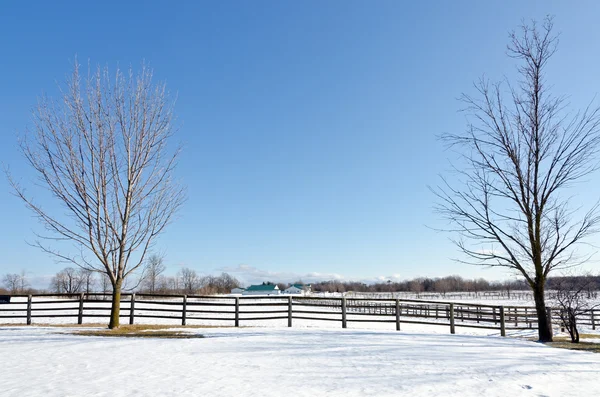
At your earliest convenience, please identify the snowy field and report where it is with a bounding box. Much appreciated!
[1,326,600,397]
[1,294,598,338]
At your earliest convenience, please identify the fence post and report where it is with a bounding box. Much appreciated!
[395,299,401,331]
[449,303,455,334]
[341,297,347,329]
[592,310,596,331]
[26,294,32,325]
[546,307,553,336]
[129,293,136,325]
[235,297,240,327]
[78,293,84,325]
[288,296,293,327]
[182,295,187,326]
[499,306,506,337]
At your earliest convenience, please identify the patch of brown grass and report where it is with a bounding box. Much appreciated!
[574,333,599,339]
[542,334,600,353]
[72,324,209,339]
[0,323,239,338]
[546,340,600,353]
[75,330,204,339]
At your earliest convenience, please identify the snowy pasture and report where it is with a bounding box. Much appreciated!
[1,326,600,396]
[2,294,600,396]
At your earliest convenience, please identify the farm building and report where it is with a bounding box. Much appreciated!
[283,284,312,295]
[242,284,281,295]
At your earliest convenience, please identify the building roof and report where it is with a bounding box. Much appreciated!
[290,284,311,289]
[246,284,279,291]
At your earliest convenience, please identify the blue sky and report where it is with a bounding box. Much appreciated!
[1,1,600,287]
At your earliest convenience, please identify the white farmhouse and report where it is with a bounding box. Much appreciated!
[283,284,312,295]
[283,285,303,294]
[242,284,280,296]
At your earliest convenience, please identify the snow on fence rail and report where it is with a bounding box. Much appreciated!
[0,293,598,335]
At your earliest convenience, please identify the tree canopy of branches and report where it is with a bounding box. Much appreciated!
[50,267,84,294]
[141,254,166,293]
[167,269,241,295]
[2,271,29,294]
[178,268,200,295]
[49,267,95,294]
[552,275,598,343]
[10,61,185,328]
[433,18,600,342]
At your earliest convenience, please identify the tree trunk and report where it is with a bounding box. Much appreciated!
[108,279,123,329]
[533,281,553,342]
[571,312,579,343]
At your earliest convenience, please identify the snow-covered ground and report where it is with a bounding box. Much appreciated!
[1,326,599,397]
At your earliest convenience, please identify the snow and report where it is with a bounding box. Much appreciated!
[1,326,600,396]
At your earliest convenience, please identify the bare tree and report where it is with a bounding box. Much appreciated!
[178,267,200,294]
[100,272,111,296]
[50,267,84,294]
[552,275,598,343]
[156,275,171,293]
[9,61,185,328]
[434,18,600,342]
[434,278,451,296]
[2,271,29,294]
[167,275,180,292]
[80,268,96,293]
[409,279,424,296]
[208,272,241,294]
[141,254,166,293]
[3,274,20,294]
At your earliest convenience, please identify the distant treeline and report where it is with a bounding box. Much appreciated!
[0,267,242,296]
[2,267,599,296]
[308,275,600,294]
[308,276,529,294]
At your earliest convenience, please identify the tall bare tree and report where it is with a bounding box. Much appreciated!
[50,267,84,294]
[2,271,29,294]
[10,61,185,328]
[434,18,600,342]
[141,253,166,293]
[178,267,200,294]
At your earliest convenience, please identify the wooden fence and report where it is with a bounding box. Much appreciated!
[344,290,600,301]
[0,293,598,336]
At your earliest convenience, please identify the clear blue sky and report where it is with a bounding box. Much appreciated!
[1,1,600,287]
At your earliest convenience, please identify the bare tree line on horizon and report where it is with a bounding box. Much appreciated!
[4,266,600,297]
